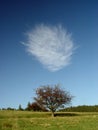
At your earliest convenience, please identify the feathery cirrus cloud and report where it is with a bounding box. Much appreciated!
[24,24,75,71]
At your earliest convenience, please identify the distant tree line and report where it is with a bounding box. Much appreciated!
[60,105,98,112]
[1,105,98,112]
[1,107,16,111]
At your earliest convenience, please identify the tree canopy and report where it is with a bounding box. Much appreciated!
[34,84,73,117]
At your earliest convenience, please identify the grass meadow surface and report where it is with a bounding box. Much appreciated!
[0,110,98,130]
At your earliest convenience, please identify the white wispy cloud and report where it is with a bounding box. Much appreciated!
[24,24,75,71]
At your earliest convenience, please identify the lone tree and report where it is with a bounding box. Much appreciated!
[34,84,73,117]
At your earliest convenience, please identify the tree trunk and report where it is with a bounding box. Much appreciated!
[51,111,54,117]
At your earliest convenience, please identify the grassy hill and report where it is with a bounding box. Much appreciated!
[0,110,98,130]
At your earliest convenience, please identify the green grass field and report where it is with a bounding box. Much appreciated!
[0,110,98,130]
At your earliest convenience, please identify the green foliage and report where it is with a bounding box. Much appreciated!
[25,102,32,111]
[1,107,16,111]
[18,104,24,111]
[61,105,98,112]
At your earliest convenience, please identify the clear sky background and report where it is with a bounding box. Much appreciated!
[0,0,98,109]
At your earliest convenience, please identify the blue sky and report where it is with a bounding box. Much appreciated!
[0,0,98,109]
